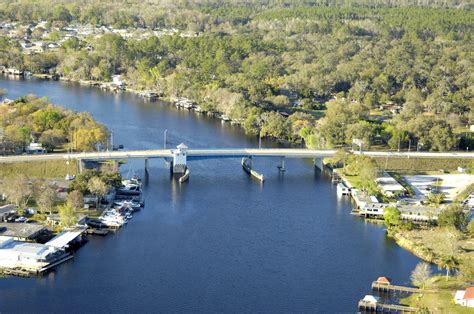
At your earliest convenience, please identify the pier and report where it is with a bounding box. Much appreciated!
[358,300,418,312]
[371,281,421,293]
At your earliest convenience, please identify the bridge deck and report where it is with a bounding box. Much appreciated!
[1,148,474,163]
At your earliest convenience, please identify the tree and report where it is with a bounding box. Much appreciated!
[87,177,109,209]
[74,126,108,151]
[1,175,32,208]
[58,203,78,227]
[67,190,84,211]
[410,262,431,289]
[384,206,401,228]
[425,192,445,205]
[36,183,57,214]
[39,129,66,151]
[438,205,467,231]
[439,255,460,281]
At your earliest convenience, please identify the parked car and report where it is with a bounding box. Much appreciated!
[14,216,27,223]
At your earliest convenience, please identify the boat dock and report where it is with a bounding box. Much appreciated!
[358,300,418,312]
[372,281,421,293]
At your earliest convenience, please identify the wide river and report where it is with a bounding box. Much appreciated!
[0,77,421,313]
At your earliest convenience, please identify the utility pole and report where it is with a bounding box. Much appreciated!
[398,137,401,152]
[111,131,114,150]
[258,129,262,149]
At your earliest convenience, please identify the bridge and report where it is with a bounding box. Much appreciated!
[1,144,474,181]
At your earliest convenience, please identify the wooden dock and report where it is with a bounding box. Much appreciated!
[358,300,418,312]
[371,282,421,293]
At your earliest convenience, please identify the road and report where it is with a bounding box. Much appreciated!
[0,148,474,163]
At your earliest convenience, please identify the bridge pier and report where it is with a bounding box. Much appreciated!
[277,157,286,172]
[144,158,149,179]
[77,159,84,174]
[314,158,323,171]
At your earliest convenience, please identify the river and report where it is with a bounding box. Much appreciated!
[0,77,421,313]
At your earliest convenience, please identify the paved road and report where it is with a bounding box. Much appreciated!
[0,148,474,163]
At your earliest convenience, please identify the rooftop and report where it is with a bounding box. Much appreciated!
[0,223,46,239]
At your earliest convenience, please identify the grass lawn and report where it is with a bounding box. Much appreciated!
[401,275,474,313]
[373,157,473,172]
[0,160,77,178]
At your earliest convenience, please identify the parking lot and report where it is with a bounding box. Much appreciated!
[403,173,474,202]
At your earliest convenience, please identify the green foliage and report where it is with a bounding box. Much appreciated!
[0,95,107,154]
[437,205,468,231]
[425,192,445,205]
[384,206,401,228]
[58,203,77,227]
[0,1,471,148]
[0,160,76,178]
[467,220,474,236]
[438,255,460,281]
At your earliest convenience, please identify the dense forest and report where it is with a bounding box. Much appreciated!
[0,0,472,151]
[0,95,108,153]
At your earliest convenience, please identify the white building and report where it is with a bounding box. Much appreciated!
[376,172,406,197]
[0,236,68,272]
[26,142,46,154]
[454,287,474,307]
[111,75,124,87]
[172,143,188,173]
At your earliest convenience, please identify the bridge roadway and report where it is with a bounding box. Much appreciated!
[1,148,474,163]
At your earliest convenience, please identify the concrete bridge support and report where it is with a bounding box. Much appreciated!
[144,158,149,179]
[277,157,286,172]
[314,158,324,171]
[77,158,84,174]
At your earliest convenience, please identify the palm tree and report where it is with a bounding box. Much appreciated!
[439,255,460,281]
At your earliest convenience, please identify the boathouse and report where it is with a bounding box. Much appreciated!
[376,276,392,285]
[0,236,69,272]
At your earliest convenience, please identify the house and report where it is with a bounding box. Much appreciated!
[26,142,46,154]
[111,75,124,87]
[376,276,392,285]
[454,287,474,308]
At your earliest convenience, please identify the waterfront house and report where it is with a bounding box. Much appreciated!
[336,182,350,196]
[454,287,474,308]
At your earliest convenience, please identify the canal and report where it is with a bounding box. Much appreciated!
[0,77,421,312]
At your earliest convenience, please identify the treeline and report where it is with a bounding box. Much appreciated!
[0,1,472,150]
[0,95,108,153]
[0,0,472,30]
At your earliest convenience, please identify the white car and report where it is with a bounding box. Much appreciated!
[15,216,27,223]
